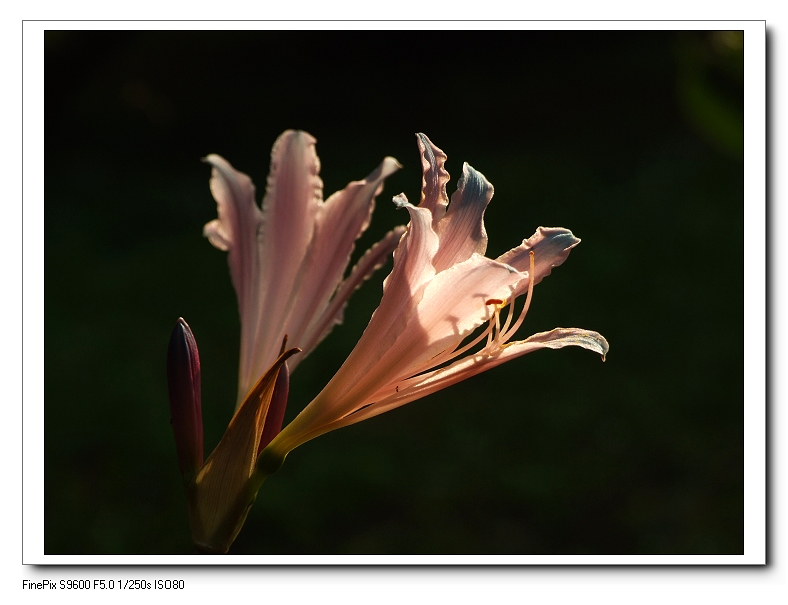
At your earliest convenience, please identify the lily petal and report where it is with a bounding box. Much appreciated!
[416,133,450,226]
[206,132,401,405]
[432,163,493,273]
[497,227,581,296]
[347,252,524,412]
[420,326,610,394]
[244,131,323,402]
[296,225,406,360]
[202,154,262,371]
[280,202,437,436]
[331,201,438,395]
[330,328,609,428]
[283,157,401,361]
[399,253,524,374]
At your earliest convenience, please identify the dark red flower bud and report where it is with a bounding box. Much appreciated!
[166,317,204,480]
[257,360,290,454]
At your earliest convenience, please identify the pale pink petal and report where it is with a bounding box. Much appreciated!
[294,225,406,366]
[299,201,438,423]
[432,163,493,273]
[203,154,262,307]
[392,253,525,378]
[283,157,401,358]
[382,195,438,295]
[329,327,609,428]
[497,227,581,296]
[325,254,524,426]
[203,219,231,251]
[202,154,263,400]
[416,133,449,226]
[407,327,609,402]
[243,130,324,402]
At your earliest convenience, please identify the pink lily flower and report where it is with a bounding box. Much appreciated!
[203,130,404,407]
[166,132,403,552]
[261,134,609,467]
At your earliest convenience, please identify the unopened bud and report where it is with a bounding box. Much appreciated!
[166,317,204,480]
[257,360,290,454]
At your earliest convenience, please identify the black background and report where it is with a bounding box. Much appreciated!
[44,29,744,554]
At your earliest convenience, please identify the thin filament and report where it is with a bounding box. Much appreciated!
[501,250,535,343]
[499,297,515,341]
[386,293,503,394]
[494,302,502,342]
[485,298,502,347]
[411,315,497,382]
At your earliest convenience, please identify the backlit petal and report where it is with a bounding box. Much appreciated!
[432,163,493,273]
[396,253,524,377]
[284,157,401,358]
[284,201,438,431]
[416,133,449,226]
[243,131,323,400]
[295,226,406,362]
[332,201,437,389]
[331,328,609,427]
[348,253,523,408]
[203,154,262,342]
[497,227,581,296]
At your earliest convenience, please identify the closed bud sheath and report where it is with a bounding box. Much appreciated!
[257,360,290,455]
[166,317,204,480]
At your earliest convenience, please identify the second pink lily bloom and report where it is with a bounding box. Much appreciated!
[204,131,404,407]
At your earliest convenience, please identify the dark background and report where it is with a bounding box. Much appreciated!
[44,30,744,554]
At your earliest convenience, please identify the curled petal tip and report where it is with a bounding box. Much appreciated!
[415,132,437,146]
[201,153,225,167]
[280,129,317,144]
[393,193,410,208]
[383,156,403,171]
[367,157,402,194]
[598,335,609,362]
[284,346,303,358]
[524,328,609,360]
[539,226,580,248]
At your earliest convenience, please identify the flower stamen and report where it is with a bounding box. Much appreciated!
[485,298,503,347]
[501,250,535,344]
[498,297,516,344]
[402,314,496,387]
